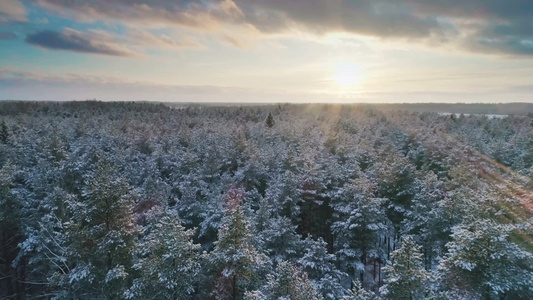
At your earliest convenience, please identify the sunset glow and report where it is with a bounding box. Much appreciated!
[335,62,362,87]
[0,1,532,102]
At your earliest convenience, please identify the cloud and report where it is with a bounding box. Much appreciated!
[0,0,27,23]
[232,0,533,56]
[464,37,533,57]
[124,30,204,49]
[2,67,533,103]
[509,85,533,94]
[25,27,205,56]
[407,0,533,20]
[406,1,533,56]
[461,22,533,57]
[237,0,455,39]
[31,0,452,39]
[0,31,17,40]
[31,0,243,29]
[25,0,533,57]
[25,28,139,57]
[0,67,332,102]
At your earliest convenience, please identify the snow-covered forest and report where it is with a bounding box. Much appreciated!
[1,101,532,299]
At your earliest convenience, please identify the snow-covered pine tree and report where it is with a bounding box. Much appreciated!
[332,176,387,287]
[63,160,137,299]
[380,236,428,300]
[375,152,417,234]
[438,218,533,299]
[403,172,449,270]
[0,120,9,144]
[298,237,346,299]
[18,187,74,298]
[0,164,24,298]
[265,112,275,128]
[264,170,301,224]
[343,280,381,300]
[255,215,303,264]
[245,260,323,300]
[210,188,267,300]
[126,208,202,299]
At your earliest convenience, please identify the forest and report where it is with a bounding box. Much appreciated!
[0,101,532,299]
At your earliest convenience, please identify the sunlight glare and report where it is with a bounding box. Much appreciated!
[335,62,362,87]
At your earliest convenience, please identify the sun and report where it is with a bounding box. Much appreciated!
[335,62,362,87]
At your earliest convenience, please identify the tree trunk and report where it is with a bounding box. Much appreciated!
[378,259,382,287]
[232,275,237,300]
[373,258,377,281]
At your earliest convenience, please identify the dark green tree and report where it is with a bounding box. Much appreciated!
[126,209,202,299]
[209,188,266,299]
[245,261,323,300]
[439,219,533,299]
[62,161,137,299]
[381,237,428,300]
[0,165,24,298]
[343,280,381,300]
[0,120,9,144]
[265,112,275,128]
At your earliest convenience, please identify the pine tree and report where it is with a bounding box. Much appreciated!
[380,236,428,300]
[264,170,301,223]
[332,177,387,286]
[403,172,449,270]
[126,209,202,299]
[63,160,137,299]
[376,153,417,231]
[343,280,381,300]
[256,215,302,263]
[246,261,323,300]
[18,187,74,299]
[439,219,533,299]
[0,120,9,144]
[210,188,267,299]
[299,237,345,299]
[0,164,24,298]
[265,112,275,128]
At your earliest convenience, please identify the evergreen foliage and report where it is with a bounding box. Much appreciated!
[209,188,267,299]
[0,120,9,144]
[381,237,429,300]
[343,280,381,300]
[265,112,275,128]
[245,261,323,300]
[126,209,202,299]
[0,101,532,299]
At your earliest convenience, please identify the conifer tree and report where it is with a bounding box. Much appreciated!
[0,120,9,144]
[63,160,137,299]
[256,215,302,263]
[439,219,533,299]
[381,236,428,300]
[376,153,417,231]
[299,237,345,299]
[265,112,275,128]
[245,261,323,300]
[0,164,23,298]
[18,187,74,299]
[403,172,449,270]
[126,209,202,299]
[332,177,387,285]
[343,280,381,300]
[210,188,267,299]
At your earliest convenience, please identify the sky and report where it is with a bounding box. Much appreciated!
[1,0,533,103]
